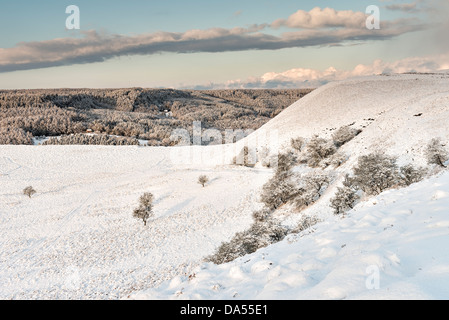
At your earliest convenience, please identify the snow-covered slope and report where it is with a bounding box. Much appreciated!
[131,171,449,300]
[243,73,449,166]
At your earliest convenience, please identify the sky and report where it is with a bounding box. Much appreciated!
[0,0,447,89]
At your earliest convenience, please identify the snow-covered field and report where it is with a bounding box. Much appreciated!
[0,146,271,299]
[1,73,449,299]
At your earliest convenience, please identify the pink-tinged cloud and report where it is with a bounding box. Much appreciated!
[0,9,424,73]
[272,7,368,29]
[196,52,449,89]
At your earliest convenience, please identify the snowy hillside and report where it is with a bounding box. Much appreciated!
[132,170,449,300]
[243,73,449,166]
[1,73,449,299]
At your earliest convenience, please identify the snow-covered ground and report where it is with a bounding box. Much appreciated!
[133,170,449,300]
[1,73,449,299]
[0,146,270,299]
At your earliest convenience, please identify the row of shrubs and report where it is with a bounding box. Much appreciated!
[330,138,448,215]
[42,134,140,146]
[207,130,448,265]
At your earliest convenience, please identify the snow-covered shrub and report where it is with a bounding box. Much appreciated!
[260,172,298,210]
[291,137,305,152]
[399,164,426,186]
[332,125,361,148]
[306,135,337,168]
[133,192,154,226]
[198,175,209,187]
[260,150,299,210]
[330,186,359,215]
[294,172,330,211]
[275,151,297,174]
[330,175,360,215]
[329,151,348,168]
[351,153,400,196]
[23,186,36,198]
[426,138,448,168]
[290,215,320,234]
[252,208,273,223]
[205,220,288,265]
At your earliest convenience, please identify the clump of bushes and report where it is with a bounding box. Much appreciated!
[330,152,427,215]
[205,220,289,265]
[332,126,361,148]
[306,135,337,168]
[260,151,298,210]
[351,153,400,196]
[291,125,359,168]
[399,164,426,186]
[294,173,330,211]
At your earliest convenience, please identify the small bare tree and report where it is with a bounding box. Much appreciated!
[291,137,305,152]
[133,192,154,226]
[198,175,209,187]
[23,186,36,198]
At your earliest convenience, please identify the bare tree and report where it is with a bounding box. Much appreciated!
[198,175,209,187]
[291,137,305,152]
[133,192,154,226]
[23,186,36,198]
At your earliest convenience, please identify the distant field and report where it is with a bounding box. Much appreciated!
[0,88,313,146]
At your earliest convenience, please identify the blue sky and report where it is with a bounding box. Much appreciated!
[0,0,446,89]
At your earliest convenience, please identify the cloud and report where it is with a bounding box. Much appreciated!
[272,7,368,29]
[386,1,420,12]
[0,7,426,73]
[192,52,449,89]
